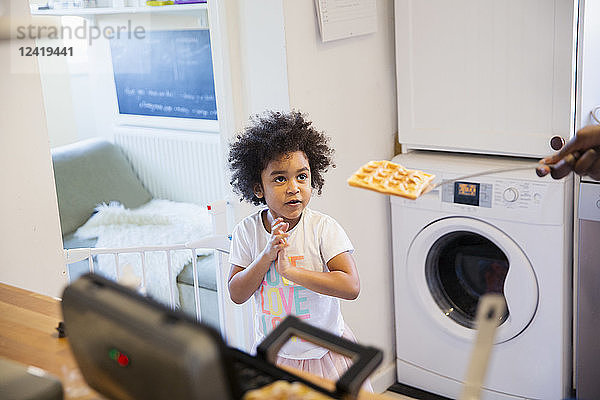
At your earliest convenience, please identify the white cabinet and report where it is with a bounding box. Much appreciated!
[394,0,576,157]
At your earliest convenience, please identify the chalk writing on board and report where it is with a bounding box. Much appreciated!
[110,29,217,120]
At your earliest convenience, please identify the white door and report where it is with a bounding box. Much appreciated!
[406,217,538,343]
[394,0,575,157]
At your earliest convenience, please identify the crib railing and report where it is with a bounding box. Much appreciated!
[62,201,255,353]
[63,235,231,319]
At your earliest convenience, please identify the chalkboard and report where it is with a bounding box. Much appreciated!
[110,30,217,120]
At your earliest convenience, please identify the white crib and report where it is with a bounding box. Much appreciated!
[62,201,255,353]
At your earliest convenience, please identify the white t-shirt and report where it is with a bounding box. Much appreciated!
[229,207,354,359]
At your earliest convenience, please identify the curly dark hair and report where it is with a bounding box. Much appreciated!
[228,110,335,205]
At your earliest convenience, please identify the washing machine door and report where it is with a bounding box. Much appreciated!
[406,216,538,343]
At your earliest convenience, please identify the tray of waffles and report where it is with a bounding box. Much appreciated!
[347,160,435,200]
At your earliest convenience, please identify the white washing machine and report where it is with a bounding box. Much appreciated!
[391,151,573,400]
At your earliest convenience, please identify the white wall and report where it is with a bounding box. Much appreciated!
[284,0,398,387]
[215,0,294,221]
[37,44,78,148]
[35,17,86,148]
[0,6,67,298]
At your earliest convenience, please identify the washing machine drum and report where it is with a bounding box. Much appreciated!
[407,217,539,343]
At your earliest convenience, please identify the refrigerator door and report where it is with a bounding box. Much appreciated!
[576,182,600,399]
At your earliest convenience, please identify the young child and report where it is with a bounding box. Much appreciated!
[227,110,371,389]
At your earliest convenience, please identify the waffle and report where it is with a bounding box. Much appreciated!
[347,160,435,200]
[243,381,332,400]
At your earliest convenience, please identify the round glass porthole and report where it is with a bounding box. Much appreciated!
[425,231,509,329]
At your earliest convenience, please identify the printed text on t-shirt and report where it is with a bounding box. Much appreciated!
[258,255,311,336]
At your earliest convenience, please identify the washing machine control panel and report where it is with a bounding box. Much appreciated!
[441,179,547,210]
[441,181,493,207]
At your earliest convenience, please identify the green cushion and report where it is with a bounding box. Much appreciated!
[62,232,97,249]
[177,283,220,330]
[52,138,152,236]
[176,252,217,291]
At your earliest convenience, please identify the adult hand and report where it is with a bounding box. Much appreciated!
[537,125,600,180]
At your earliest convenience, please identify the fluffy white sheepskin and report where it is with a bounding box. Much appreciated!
[75,199,213,307]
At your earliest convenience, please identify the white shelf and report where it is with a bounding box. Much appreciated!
[30,3,207,16]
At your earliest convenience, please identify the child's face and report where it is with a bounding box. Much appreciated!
[255,151,312,225]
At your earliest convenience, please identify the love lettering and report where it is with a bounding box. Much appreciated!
[258,258,311,334]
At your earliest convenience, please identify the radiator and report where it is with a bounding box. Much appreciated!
[114,129,225,206]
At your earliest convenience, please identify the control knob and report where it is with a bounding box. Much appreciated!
[503,187,519,202]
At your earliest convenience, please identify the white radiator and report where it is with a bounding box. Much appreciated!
[114,128,226,206]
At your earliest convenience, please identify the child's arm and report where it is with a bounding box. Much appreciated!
[228,218,289,304]
[228,258,271,304]
[276,249,360,300]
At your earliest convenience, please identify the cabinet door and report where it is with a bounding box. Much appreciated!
[395,0,575,157]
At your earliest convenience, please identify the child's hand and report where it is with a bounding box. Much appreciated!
[262,218,289,262]
[275,245,295,280]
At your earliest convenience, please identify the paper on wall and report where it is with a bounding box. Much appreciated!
[314,0,377,43]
